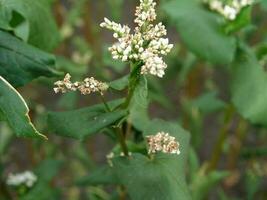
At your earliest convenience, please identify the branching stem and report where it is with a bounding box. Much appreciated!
[99,94,111,112]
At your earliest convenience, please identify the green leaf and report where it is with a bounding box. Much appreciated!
[224,7,252,34]
[0,30,60,87]
[148,77,173,109]
[34,159,63,182]
[143,119,190,179]
[109,75,129,91]
[191,91,226,114]
[0,3,12,30]
[55,56,87,77]
[21,182,61,200]
[76,165,119,186]
[231,44,267,126]
[0,76,46,139]
[191,168,229,200]
[113,119,191,200]
[161,0,236,64]
[129,76,150,131]
[0,122,13,155]
[113,154,191,200]
[0,0,60,51]
[48,99,127,140]
[188,148,200,182]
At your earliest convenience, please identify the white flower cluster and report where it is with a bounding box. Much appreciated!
[54,73,108,95]
[100,0,173,78]
[6,171,37,188]
[146,132,180,155]
[205,0,254,20]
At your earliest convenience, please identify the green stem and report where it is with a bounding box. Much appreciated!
[98,93,128,155]
[99,94,111,112]
[207,105,235,172]
[122,62,142,109]
[118,185,127,200]
[226,118,247,170]
[115,127,129,157]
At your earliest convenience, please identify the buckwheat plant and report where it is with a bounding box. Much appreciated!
[52,0,186,199]
[54,0,177,151]
[204,0,254,20]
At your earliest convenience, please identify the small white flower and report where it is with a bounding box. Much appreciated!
[6,171,37,188]
[146,132,180,155]
[54,74,108,95]
[100,0,173,78]
[205,0,254,21]
[224,5,237,20]
[141,51,167,78]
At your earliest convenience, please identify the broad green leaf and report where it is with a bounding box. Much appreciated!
[48,100,127,140]
[188,148,200,182]
[191,91,226,114]
[161,0,236,64]
[76,165,119,186]
[0,0,60,51]
[34,159,63,182]
[55,56,87,77]
[0,122,13,155]
[113,119,191,200]
[129,76,150,131]
[109,75,129,91]
[0,3,12,30]
[0,76,46,139]
[231,45,267,126]
[21,182,61,200]
[0,30,59,87]
[148,76,173,109]
[143,119,190,180]
[113,154,191,200]
[224,7,252,34]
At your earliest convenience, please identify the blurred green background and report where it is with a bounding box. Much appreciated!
[0,0,267,199]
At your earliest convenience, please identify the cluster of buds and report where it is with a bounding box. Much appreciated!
[146,132,180,155]
[100,0,173,78]
[6,171,37,188]
[204,0,254,20]
[54,73,108,95]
